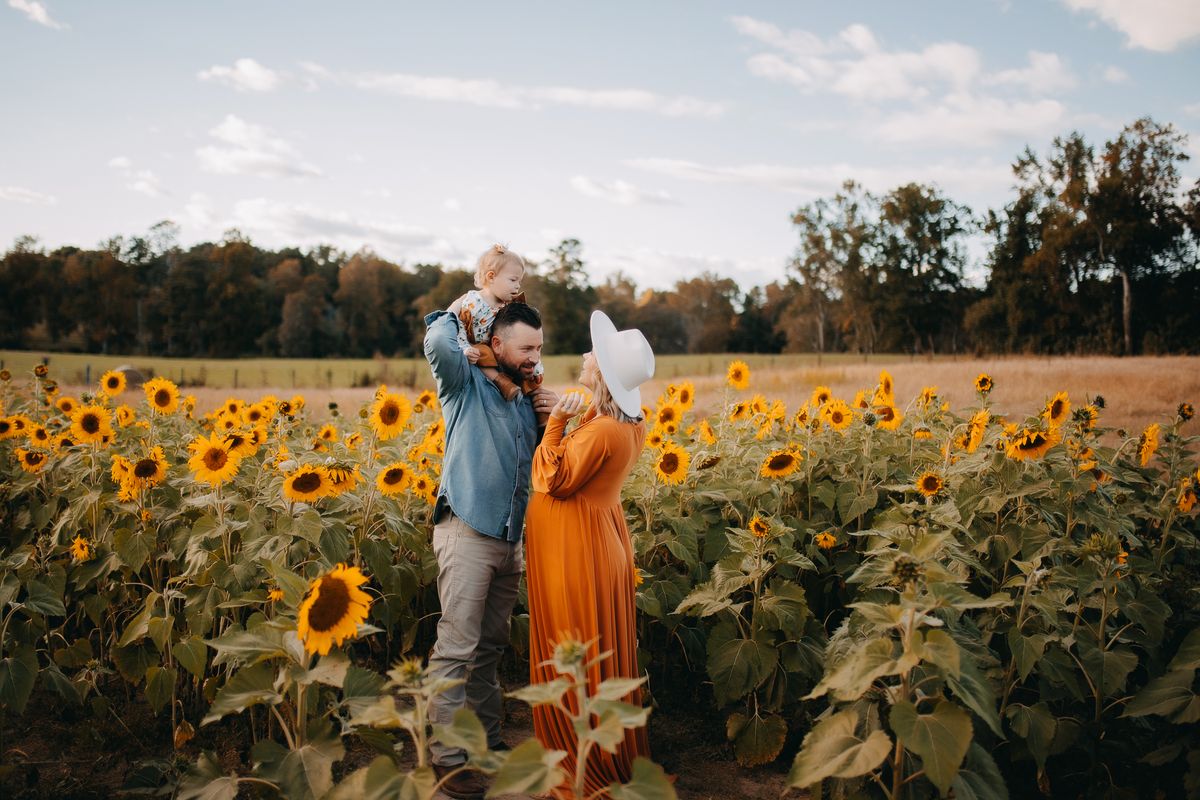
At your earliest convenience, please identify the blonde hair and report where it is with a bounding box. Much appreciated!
[473,244,526,290]
[590,370,642,424]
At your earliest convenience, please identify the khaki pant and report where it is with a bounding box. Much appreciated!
[427,508,523,766]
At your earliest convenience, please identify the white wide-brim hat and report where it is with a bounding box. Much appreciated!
[590,310,655,418]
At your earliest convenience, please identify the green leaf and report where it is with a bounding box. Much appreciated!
[889,699,973,796]
[173,637,208,679]
[204,621,291,667]
[1007,628,1050,682]
[508,678,571,707]
[787,708,892,788]
[432,707,490,760]
[707,636,779,706]
[326,756,404,800]
[487,738,567,797]
[1076,639,1138,698]
[276,735,345,800]
[1006,702,1056,770]
[920,629,962,679]
[22,580,67,617]
[145,666,177,714]
[1169,628,1200,672]
[727,711,788,767]
[202,662,283,725]
[757,580,811,637]
[950,742,1010,800]
[0,645,39,713]
[52,638,93,669]
[111,641,157,684]
[39,663,82,705]
[593,676,648,703]
[114,527,151,572]
[1123,669,1195,720]
[806,636,898,702]
[605,756,678,800]
[944,652,1003,737]
[177,751,240,800]
[295,651,349,688]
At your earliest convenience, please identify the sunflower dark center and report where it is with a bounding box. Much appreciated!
[0,422,10,434]
[922,476,940,491]
[154,389,171,406]
[768,453,795,471]
[660,453,679,474]
[225,434,245,449]
[383,468,406,485]
[307,576,351,632]
[203,448,228,470]
[1051,400,1064,417]
[879,407,895,421]
[380,402,399,425]
[81,413,100,434]
[831,411,844,424]
[293,472,322,493]
[107,377,119,389]
[26,452,44,465]
[134,459,158,478]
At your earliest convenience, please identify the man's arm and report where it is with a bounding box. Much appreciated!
[423,311,469,396]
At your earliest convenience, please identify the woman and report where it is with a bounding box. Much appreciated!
[525,310,656,794]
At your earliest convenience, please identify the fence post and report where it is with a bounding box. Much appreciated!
[233,369,238,390]
[85,364,91,386]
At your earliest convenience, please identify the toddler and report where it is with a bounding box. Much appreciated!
[447,244,546,415]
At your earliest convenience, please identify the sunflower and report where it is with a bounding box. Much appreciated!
[278,400,294,417]
[874,403,903,431]
[675,382,695,411]
[376,462,412,497]
[726,360,750,390]
[222,398,244,418]
[698,419,717,445]
[8,414,29,434]
[290,394,306,412]
[654,403,683,430]
[318,423,338,442]
[345,432,363,451]
[916,470,944,498]
[974,373,994,394]
[1138,423,1160,467]
[56,396,79,416]
[214,413,240,434]
[144,377,180,415]
[1005,427,1060,461]
[410,473,438,505]
[749,394,768,416]
[810,386,832,409]
[370,391,412,440]
[852,390,870,410]
[221,431,258,458]
[729,401,751,422]
[1180,402,1195,423]
[33,364,48,378]
[814,531,837,550]
[653,443,690,485]
[99,369,127,397]
[70,405,114,445]
[127,446,169,491]
[416,390,438,411]
[246,427,267,448]
[15,447,48,474]
[0,417,13,440]
[913,426,933,440]
[297,563,372,656]
[284,465,332,502]
[793,405,810,428]
[877,370,895,401]
[27,424,51,447]
[1044,392,1070,428]
[188,434,241,486]
[52,433,75,451]
[1176,481,1196,513]
[966,409,990,453]
[760,448,802,479]
[115,404,136,427]
[244,401,272,427]
[69,536,93,563]
[821,399,853,433]
[327,465,361,494]
[645,428,667,449]
[268,588,285,603]
[919,386,938,408]
[748,516,771,538]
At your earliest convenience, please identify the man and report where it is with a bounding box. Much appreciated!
[422,301,558,799]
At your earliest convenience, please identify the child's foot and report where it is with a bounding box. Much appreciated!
[491,373,521,401]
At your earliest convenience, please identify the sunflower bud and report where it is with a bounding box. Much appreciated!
[1094,395,1106,409]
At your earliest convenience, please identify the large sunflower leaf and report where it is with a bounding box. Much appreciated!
[889,699,973,795]
[787,708,892,788]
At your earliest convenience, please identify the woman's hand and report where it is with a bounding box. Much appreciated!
[550,389,587,421]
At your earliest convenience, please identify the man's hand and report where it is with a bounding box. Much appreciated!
[464,346,481,364]
[531,387,559,420]
[549,389,587,421]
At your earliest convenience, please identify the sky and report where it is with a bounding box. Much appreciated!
[1,0,1198,291]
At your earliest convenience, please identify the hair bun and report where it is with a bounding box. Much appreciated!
[491,244,507,255]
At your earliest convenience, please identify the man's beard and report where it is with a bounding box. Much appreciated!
[496,353,534,383]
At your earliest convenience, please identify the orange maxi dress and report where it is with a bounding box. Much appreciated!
[525,407,651,794]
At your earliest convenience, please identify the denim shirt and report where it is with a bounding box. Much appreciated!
[423,310,538,542]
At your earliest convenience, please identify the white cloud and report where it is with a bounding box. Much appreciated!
[1182,102,1200,117]
[1062,0,1200,52]
[875,94,1067,146]
[984,51,1077,94]
[0,185,56,204]
[8,0,64,29]
[108,156,166,197]
[626,156,1012,199]
[198,58,282,92]
[107,155,132,170]
[570,176,679,206]
[362,188,393,200]
[444,198,462,212]
[196,115,322,179]
[1102,65,1131,83]
[304,62,725,117]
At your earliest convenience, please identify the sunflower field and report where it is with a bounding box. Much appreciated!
[0,362,1198,798]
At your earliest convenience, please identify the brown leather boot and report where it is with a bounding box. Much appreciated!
[433,763,489,799]
[491,372,521,401]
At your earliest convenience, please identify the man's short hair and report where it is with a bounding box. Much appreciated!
[492,303,542,338]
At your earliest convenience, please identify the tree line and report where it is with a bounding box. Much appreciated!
[2,116,1197,359]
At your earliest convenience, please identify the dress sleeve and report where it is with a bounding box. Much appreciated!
[532,413,611,499]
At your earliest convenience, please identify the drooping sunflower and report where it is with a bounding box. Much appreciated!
[821,399,853,433]
[874,403,903,432]
[144,377,180,415]
[1180,402,1196,423]
[913,426,933,440]
[15,447,48,474]
[916,470,944,498]
[1138,423,1160,467]
[974,373,994,394]
[1044,392,1070,428]
[344,432,363,451]
[760,448,802,478]
[69,535,93,563]
[296,563,372,656]
[726,360,750,390]
[284,465,332,502]
[55,396,79,416]
[221,430,258,458]
[327,465,361,495]
[1179,482,1197,514]
[70,405,114,445]
[127,446,169,491]
[653,442,690,485]
[1005,427,1060,461]
[376,462,412,497]
[966,409,990,453]
[810,386,832,409]
[99,369,127,397]
[748,516,771,538]
[188,434,242,486]
[370,391,412,440]
[698,419,717,445]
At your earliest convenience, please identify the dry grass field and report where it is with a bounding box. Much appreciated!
[22,353,1198,437]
